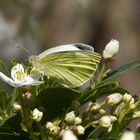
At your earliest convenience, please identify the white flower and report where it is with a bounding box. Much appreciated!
[0,63,43,87]
[106,93,122,105]
[103,39,119,60]
[120,131,135,140]
[62,130,78,140]
[32,108,43,122]
[65,111,76,124]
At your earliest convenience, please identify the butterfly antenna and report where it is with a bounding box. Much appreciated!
[16,44,31,56]
[11,40,31,56]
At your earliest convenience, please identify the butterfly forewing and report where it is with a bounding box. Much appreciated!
[36,51,101,88]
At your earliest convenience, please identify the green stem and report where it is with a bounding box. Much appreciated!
[97,61,108,84]
[37,122,46,140]
[18,88,38,140]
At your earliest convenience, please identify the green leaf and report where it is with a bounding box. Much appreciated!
[0,91,8,111]
[0,127,28,140]
[95,87,128,100]
[80,78,120,104]
[0,60,10,76]
[95,78,119,90]
[104,60,140,79]
[37,87,80,120]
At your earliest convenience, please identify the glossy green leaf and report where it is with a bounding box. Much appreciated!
[37,87,80,120]
[0,60,10,76]
[104,60,140,79]
[0,90,8,111]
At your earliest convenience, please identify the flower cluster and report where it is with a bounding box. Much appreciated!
[0,39,140,140]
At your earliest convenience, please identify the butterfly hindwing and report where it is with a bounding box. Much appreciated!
[36,51,101,87]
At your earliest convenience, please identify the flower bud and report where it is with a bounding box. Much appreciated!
[110,116,117,122]
[50,126,60,135]
[120,131,135,140]
[90,103,100,112]
[65,111,76,125]
[99,109,106,115]
[23,91,32,99]
[106,93,122,105]
[62,130,78,140]
[103,39,119,60]
[76,125,85,135]
[129,104,136,110]
[75,117,82,125]
[123,93,134,104]
[32,108,43,122]
[99,116,112,128]
[133,111,140,119]
[114,102,125,116]
[86,101,93,112]
[46,122,54,130]
[13,103,22,112]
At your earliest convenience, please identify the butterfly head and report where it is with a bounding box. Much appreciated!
[29,55,39,68]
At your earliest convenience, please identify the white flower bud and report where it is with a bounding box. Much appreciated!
[114,102,126,116]
[76,125,85,135]
[123,93,134,104]
[106,93,122,105]
[62,130,78,140]
[23,91,32,99]
[46,122,54,130]
[120,131,135,140]
[110,116,117,122]
[13,103,22,112]
[50,126,60,135]
[75,117,82,125]
[90,103,100,112]
[99,109,106,115]
[133,111,140,119]
[129,104,136,110]
[130,98,135,105]
[103,39,119,60]
[86,101,93,112]
[32,108,43,122]
[65,111,76,124]
[99,116,112,128]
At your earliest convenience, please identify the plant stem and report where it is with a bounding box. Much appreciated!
[97,61,108,84]
[37,122,47,140]
[18,88,38,140]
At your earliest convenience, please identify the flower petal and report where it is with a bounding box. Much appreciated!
[11,63,27,83]
[0,72,16,86]
[19,75,44,86]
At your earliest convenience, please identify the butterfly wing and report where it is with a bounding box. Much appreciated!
[35,50,101,88]
[38,43,94,57]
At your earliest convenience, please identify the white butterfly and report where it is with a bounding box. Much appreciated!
[29,43,101,88]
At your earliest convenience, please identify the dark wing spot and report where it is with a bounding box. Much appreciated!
[74,43,94,51]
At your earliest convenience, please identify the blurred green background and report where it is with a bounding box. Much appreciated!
[0,1,140,99]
